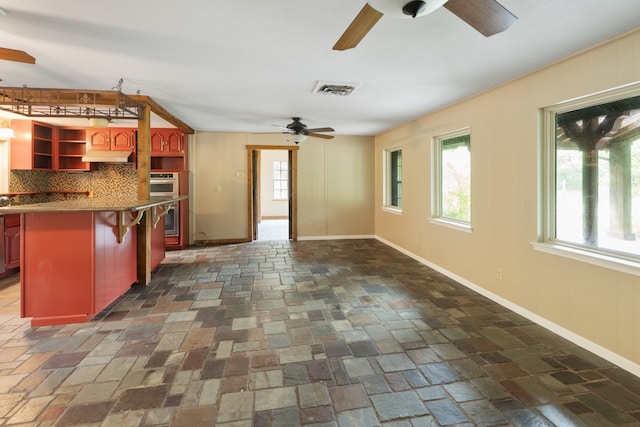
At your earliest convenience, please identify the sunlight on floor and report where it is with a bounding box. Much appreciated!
[257,218,289,241]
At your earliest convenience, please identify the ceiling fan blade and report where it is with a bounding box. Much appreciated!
[333,3,383,51]
[0,47,36,64]
[309,133,334,140]
[306,127,335,133]
[443,0,517,37]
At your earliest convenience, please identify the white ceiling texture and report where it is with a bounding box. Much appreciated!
[0,0,639,135]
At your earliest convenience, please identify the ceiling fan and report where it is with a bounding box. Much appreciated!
[333,0,518,51]
[271,117,335,143]
[0,7,35,64]
[0,47,35,64]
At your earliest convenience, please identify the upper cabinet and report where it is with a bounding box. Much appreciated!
[9,121,187,172]
[150,128,187,171]
[151,129,185,154]
[58,128,89,171]
[10,120,54,170]
[87,128,136,152]
[11,121,89,171]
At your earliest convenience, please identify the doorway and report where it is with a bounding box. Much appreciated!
[246,145,299,241]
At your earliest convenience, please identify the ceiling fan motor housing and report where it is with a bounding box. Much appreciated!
[368,0,448,18]
[287,117,308,135]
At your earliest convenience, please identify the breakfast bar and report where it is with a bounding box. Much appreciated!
[0,196,185,326]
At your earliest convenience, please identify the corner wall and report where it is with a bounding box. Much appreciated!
[374,28,640,372]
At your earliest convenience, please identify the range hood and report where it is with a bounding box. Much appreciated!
[82,150,132,163]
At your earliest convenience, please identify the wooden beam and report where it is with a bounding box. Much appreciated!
[133,95,195,134]
[136,103,152,286]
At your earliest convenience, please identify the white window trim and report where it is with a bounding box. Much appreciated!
[537,81,640,273]
[431,127,472,231]
[430,217,473,233]
[383,146,403,212]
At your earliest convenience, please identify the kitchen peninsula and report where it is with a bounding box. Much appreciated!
[0,196,186,326]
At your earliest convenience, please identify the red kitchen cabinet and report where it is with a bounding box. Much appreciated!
[151,129,185,154]
[57,127,89,171]
[10,120,54,170]
[150,129,187,171]
[87,128,136,151]
[4,214,20,270]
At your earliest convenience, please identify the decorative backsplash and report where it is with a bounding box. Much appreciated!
[9,164,138,204]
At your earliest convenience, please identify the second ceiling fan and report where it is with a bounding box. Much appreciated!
[333,0,518,51]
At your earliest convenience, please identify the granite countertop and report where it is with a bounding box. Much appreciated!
[0,195,188,214]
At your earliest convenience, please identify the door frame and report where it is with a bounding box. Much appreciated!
[246,145,299,241]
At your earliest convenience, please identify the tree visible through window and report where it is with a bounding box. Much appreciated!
[547,86,640,258]
[384,148,402,209]
[273,160,288,200]
[432,129,471,226]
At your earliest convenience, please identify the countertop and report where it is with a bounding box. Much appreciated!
[0,195,188,214]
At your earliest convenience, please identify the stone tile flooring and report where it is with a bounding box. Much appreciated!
[2,239,640,426]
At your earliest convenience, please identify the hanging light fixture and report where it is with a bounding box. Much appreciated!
[290,134,307,144]
[89,117,110,128]
[0,121,15,139]
[367,0,447,18]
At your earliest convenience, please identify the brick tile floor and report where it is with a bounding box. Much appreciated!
[1,239,640,426]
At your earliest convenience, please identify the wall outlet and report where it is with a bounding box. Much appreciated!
[496,268,503,280]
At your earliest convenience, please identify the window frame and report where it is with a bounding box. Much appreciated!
[272,160,288,201]
[534,81,640,276]
[431,127,472,233]
[383,146,403,213]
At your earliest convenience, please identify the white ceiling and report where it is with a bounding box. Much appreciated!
[0,0,639,135]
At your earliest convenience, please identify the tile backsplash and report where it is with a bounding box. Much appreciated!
[10,164,137,204]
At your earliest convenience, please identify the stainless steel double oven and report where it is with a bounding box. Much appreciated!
[150,172,180,237]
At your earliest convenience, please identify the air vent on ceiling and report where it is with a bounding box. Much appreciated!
[313,81,359,96]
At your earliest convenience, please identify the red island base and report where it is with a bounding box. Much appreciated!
[21,211,138,327]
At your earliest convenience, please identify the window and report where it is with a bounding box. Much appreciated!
[273,160,288,200]
[384,147,402,210]
[538,83,640,271]
[432,129,471,230]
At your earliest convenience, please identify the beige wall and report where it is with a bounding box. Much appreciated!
[375,29,640,371]
[191,133,375,242]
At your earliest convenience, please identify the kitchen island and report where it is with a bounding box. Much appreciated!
[0,196,185,326]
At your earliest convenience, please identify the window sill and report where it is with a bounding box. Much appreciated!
[531,241,640,276]
[382,206,403,215]
[430,217,472,233]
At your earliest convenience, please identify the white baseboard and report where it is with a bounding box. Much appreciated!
[375,235,640,378]
[297,234,375,241]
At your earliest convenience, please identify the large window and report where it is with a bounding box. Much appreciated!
[432,129,471,230]
[539,83,640,270]
[273,160,288,200]
[384,147,402,210]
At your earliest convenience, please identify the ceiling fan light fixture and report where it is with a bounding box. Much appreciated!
[89,117,110,128]
[402,1,426,17]
[368,0,448,18]
[290,134,307,144]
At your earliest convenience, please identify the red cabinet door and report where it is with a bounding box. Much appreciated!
[87,129,111,150]
[5,214,20,269]
[151,129,184,153]
[5,224,20,269]
[165,130,185,153]
[111,128,135,151]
